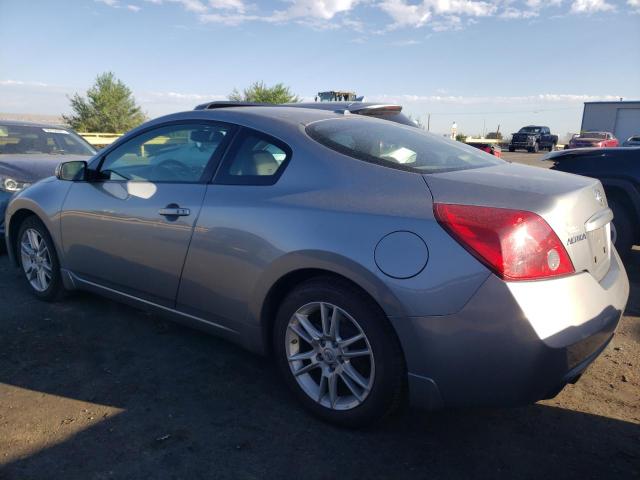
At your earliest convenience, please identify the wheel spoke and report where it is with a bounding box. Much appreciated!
[342,348,371,359]
[328,373,338,408]
[342,363,369,390]
[37,241,48,255]
[320,302,330,337]
[288,350,316,362]
[21,242,35,257]
[296,313,321,342]
[288,322,312,345]
[293,361,320,377]
[317,375,327,403]
[37,268,48,291]
[329,307,341,340]
[27,230,40,250]
[339,371,364,401]
[24,263,36,278]
[339,332,364,349]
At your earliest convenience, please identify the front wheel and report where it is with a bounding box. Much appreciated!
[274,278,406,427]
[17,216,64,301]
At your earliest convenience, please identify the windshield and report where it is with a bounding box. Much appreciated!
[518,127,542,133]
[579,132,606,139]
[306,118,503,174]
[0,124,96,156]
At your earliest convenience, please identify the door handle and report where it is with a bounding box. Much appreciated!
[158,207,191,217]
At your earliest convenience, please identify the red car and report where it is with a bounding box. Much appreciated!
[466,141,502,158]
[567,131,619,149]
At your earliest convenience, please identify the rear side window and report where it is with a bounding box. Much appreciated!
[306,118,502,174]
[214,129,291,185]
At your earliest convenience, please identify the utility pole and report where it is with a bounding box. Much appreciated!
[427,113,431,132]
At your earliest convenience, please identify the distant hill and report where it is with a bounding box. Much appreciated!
[0,113,65,125]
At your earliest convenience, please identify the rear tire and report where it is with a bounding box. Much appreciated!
[609,199,634,260]
[17,216,64,301]
[273,277,406,428]
[508,147,515,152]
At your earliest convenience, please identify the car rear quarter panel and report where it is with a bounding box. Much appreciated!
[176,138,491,353]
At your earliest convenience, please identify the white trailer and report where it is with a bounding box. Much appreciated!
[581,101,640,143]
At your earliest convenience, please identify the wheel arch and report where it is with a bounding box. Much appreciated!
[602,178,640,243]
[250,251,407,357]
[6,208,41,267]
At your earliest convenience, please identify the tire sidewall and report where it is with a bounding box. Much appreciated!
[273,279,405,427]
[17,216,63,301]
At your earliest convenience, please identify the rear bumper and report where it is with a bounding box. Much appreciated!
[390,249,629,409]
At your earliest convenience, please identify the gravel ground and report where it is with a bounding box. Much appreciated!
[0,153,638,479]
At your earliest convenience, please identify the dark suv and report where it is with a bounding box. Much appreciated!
[545,147,640,257]
[509,126,558,153]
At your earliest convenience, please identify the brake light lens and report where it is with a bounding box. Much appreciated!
[434,203,574,281]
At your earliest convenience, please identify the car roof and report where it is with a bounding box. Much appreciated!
[194,100,403,114]
[0,119,69,129]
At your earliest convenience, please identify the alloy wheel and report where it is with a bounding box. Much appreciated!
[20,228,53,293]
[285,301,375,411]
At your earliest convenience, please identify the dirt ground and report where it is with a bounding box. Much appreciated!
[0,156,638,478]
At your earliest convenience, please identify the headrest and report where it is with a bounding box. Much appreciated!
[191,129,225,144]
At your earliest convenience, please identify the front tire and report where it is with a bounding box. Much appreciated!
[273,277,406,427]
[17,216,63,301]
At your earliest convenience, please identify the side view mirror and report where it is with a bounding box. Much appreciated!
[55,161,88,181]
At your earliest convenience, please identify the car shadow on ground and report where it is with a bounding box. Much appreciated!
[0,258,639,479]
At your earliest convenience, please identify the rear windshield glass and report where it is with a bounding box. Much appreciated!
[519,127,542,133]
[0,124,96,156]
[579,132,606,139]
[306,118,503,174]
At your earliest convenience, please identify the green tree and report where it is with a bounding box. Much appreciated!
[455,133,467,142]
[63,72,145,133]
[229,81,300,104]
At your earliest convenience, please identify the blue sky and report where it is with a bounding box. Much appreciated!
[1,0,639,136]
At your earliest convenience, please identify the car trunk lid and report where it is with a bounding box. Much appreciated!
[424,162,613,282]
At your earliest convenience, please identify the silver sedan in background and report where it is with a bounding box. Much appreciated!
[4,106,629,427]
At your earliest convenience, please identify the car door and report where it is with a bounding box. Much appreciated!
[60,121,235,307]
[175,128,292,331]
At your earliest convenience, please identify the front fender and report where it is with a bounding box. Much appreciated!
[5,177,73,267]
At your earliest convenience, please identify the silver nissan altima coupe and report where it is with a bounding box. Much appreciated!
[4,106,629,427]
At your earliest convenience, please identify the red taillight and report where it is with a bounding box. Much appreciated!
[434,203,574,281]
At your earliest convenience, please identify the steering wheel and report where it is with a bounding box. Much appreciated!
[153,159,192,180]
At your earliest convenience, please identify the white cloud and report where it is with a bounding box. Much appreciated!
[0,80,51,87]
[209,0,246,11]
[500,7,539,18]
[96,0,144,11]
[139,0,629,30]
[526,0,564,7]
[380,0,432,27]
[570,0,614,13]
[368,93,622,104]
[379,0,496,28]
[272,0,361,21]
